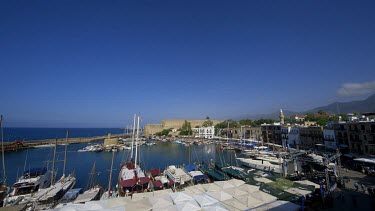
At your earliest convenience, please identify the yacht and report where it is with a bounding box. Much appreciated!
[4,167,52,206]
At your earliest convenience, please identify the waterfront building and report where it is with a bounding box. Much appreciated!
[299,126,324,148]
[198,126,215,139]
[345,121,375,155]
[144,119,223,136]
[323,125,337,150]
[261,123,282,145]
[292,115,306,122]
[240,126,262,140]
[281,125,301,147]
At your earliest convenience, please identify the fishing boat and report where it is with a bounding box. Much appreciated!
[199,161,229,181]
[183,164,209,184]
[118,115,146,196]
[0,115,9,206]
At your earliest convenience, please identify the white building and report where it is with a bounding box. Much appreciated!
[198,126,215,139]
[323,127,336,149]
[281,126,301,147]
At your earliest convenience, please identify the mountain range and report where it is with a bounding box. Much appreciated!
[239,93,375,120]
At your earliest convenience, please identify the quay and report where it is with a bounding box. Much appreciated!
[1,134,126,152]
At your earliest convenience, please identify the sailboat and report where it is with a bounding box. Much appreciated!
[32,131,76,209]
[118,114,146,196]
[100,151,117,200]
[0,115,9,206]
[73,162,103,203]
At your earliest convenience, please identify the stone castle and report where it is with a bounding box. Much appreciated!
[144,119,223,136]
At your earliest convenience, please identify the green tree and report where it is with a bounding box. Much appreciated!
[318,110,326,115]
[239,119,252,126]
[305,112,316,121]
[316,117,328,126]
[179,120,192,135]
[202,120,213,127]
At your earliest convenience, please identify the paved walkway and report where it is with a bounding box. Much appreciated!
[322,167,375,211]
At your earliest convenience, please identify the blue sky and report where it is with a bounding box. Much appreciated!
[1,0,375,127]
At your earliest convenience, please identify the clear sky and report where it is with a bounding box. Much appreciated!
[1,0,375,127]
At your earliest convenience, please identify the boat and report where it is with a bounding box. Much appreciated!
[164,165,192,186]
[0,115,9,206]
[199,161,229,181]
[100,151,117,200]
[118,115,146,196]
[4,167,52,206]
[33,131,77,209]
[183,164,209,184]
[78,144,103,152]
[73,162,103,204]
[54,188,82,208]
[236,158,282,174]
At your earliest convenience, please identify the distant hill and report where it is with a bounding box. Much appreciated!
[237,93,375,120]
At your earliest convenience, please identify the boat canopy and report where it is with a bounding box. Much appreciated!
[193,175,209,181]
[153,180,163,189]
[23,167,47,177]
[137,177,150,185]
[185,164,197,172]
[149,168,161,177]
[120,179,136,188]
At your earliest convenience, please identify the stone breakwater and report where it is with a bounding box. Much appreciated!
[2,134,126,151]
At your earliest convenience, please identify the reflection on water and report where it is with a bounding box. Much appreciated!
[3,142,238,190]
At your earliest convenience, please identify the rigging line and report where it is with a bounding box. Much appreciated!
[0,115,6,183]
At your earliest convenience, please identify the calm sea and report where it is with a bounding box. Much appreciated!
[1,128,236,191]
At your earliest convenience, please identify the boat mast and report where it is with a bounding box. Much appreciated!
[51,138,57,186]
[108,151,115,196]
[135,116,140,168]
[130,114,136,161]
[0,115,6,183]
[63,130,69,178]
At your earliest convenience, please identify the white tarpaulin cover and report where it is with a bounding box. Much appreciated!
[193,193,219,208]
[175,200,201,211]
[248,190,277,204]
[123,198,152,211]
[220,198,248,211]
[151,188,174,196]
[148,194,173,209]
[202,183,222,192]
[227,179,245,187]
[203,203,229,211]
[251,200,300,211]
[237,184,259,193]
[185,184,206,194]
[234,194,263,209]
[214,181,235,189]
[223,187,248,197]
[207,190,233,202]
[169,192,194,204]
